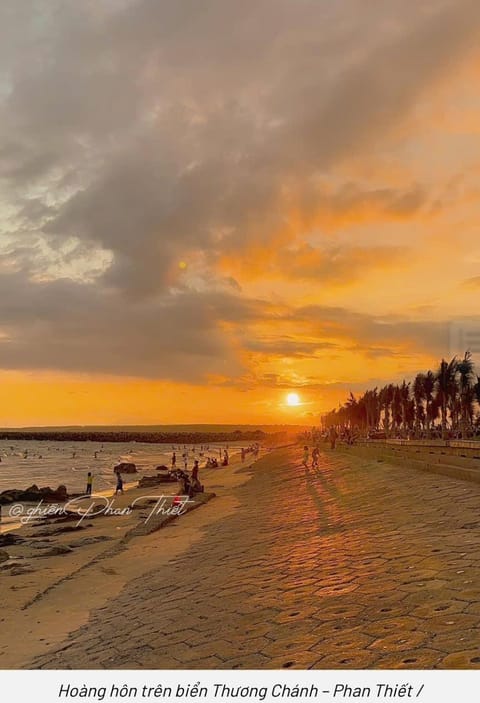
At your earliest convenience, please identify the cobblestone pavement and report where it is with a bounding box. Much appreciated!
[31,446,480,669]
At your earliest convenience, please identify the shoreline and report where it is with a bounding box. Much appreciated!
[0,449,265,668]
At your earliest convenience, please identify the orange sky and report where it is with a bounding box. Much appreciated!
[1,2,480,426]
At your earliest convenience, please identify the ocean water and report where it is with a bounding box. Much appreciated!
[0,439,244,495]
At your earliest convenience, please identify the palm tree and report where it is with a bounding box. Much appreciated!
[380,384,395,436]
[413,373,426,437]
[391,385,402,436]
[322,350,480,441]
[345,392,357,429]
[435,357,458,439]
[423,370,435,438]
[457,351,476,436]
[363,388,379,432]
[398,380,411,435]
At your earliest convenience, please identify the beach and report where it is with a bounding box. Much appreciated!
[0,446,261,668]
[4,444,480,669]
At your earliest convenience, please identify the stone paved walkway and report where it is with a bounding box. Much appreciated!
[31,446,480,669]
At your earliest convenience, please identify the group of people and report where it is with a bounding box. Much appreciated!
[170,446,230,470]
[83,444,240,500]
[240,443,260,462]
[302,445,320,470]
[302,427,339,470]
[84,470,124,496]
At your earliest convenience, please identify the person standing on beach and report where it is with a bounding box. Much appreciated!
[171,451,176,469]
[86,471,94,495]
[183,452,188,471]
[114,471,124,495]
[191,459,201,492]
[312,446,319,469]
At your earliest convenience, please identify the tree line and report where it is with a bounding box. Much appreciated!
[321,351,480,440]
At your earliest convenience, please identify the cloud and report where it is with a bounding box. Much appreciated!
[271,243,408,284]
[1,0,480,389]
[243,336,338,358]
[0,270,269,380]
[291,303,451,353]
[2,0,479,297]
[462,276,480,289]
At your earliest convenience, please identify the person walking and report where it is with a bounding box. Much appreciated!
[312,446,319,469]
[114,471,124,495]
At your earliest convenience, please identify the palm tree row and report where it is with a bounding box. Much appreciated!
[321,351,480,440]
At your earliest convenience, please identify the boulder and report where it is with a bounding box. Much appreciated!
[0,490,24,505]
[156,472,176,482]
[138,474,174,488]
[40,484,68,502]
[0,533,24,547]
[155,464,169,471]
[0,484,68,504]
[114,462,137,474]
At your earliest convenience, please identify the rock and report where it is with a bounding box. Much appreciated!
[0,533,24,547]
[37,484,68,502]
[0,550,9,563]
[0,484,68,504]
[114,462,137,473]
[25,540,53,549]
[10,566,34,576]
[28,524,88,537]
[36,545,73,557]
[68,536,113,548]
[138,474,175,488]
[156,472,176,482]
[0,490,23,505]
[155,464,169,471]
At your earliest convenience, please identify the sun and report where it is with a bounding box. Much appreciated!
[286,392,301,407]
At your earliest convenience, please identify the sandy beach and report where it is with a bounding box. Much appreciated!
[0,450,262,668]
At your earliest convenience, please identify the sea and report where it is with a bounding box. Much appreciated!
[0,439,249,493]
[0,439,247,531]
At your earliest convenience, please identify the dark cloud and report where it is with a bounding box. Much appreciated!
[2,1,478,293]
[0,271,269,380]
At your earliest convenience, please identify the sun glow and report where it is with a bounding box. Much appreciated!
[286,392,301,406]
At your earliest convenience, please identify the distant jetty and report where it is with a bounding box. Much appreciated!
[0,429,272,443]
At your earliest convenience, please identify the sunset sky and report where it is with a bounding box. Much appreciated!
[2,0,480,427]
